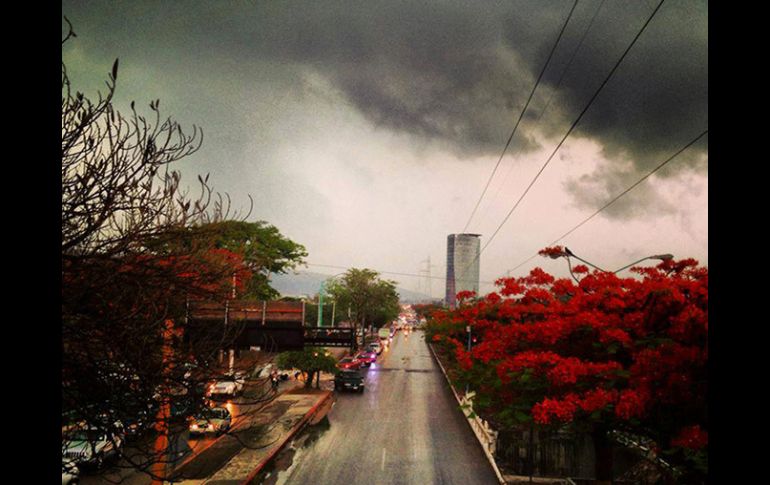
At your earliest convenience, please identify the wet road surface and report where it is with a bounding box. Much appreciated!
[261,330,500,485]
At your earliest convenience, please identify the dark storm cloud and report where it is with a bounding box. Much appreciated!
[63,0,707,215]
[236,1,706,168]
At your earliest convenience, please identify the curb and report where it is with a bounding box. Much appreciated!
[428,342,507,485]
[169,384,290,477]
[240,390,334,485]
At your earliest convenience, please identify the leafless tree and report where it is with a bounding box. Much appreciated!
[61,21,281,483]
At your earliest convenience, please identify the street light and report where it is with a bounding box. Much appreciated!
[540,247,674,282]
[317,272,346,327]
[613,254,674,274]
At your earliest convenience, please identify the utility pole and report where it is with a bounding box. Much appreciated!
[151,319,175,485]
[419,256,439,300]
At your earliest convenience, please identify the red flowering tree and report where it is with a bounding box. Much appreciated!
[429,253,707,484]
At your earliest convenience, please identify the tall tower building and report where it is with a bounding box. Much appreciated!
[445,233,481,308]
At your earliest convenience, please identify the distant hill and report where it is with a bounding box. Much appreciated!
[269,271,437,303]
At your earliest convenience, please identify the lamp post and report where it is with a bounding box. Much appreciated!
[541,247,674,282]
[317,272,346,327]
[613,254,674,274]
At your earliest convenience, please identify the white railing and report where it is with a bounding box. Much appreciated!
[459,391,499,456]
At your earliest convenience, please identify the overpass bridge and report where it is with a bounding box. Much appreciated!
[187,300,355,351]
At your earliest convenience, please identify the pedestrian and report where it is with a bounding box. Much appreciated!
[270,370,279,390]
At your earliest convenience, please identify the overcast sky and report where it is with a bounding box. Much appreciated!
[62,0,707,297]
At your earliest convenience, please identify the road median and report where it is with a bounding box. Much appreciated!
[193,388,334,485]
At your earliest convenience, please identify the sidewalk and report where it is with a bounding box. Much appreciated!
[202,389,333,485]
[173,353,339,485]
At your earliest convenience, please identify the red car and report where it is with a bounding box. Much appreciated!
[336,356,362,370]
[354,350,377,367]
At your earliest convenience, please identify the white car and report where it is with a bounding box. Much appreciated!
[62,422,124,468]
[189,407,232,435]
[207,372,246,398]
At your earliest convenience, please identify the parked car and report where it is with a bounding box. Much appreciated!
[189,406,232,435]
[354,350,377,367]
[207,372,246,399]
[334,369,365,392]
[62,458,80,485]
[336,356,362,370]
[62,422,124,469]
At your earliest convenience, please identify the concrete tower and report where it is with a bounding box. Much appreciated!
[445,233,481,308]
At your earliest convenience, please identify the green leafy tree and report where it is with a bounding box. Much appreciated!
[326,268,400,348]
[176,220,307,299]
[275,348,338,388]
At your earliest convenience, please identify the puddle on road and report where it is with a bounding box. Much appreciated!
[251,417,331,485]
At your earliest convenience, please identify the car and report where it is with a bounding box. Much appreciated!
[62,422,124,469]
[206,372,246,399]
[336,356,362,370]
[334,369,365,392]
[189,407,232,435]
[367,341,383,355]
[62,458,80,485]
[354,350,377,367]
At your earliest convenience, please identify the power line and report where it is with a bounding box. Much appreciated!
[478,0,667,258]
[460,0,579,234]
[505,128,708,276]
[303,262,496,285]
[535,0,606,125]
[474,0,607,234]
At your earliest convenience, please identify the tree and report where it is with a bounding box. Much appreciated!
[62,22,267,482]
[412,302,445,320]
[181,221,308,300]
[429,251,707,484]
[303,297,345,327]
[275,348,338,389]
[325,269,400,348]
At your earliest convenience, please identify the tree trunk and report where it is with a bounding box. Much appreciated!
[593,426,613,485]
[360,315,367,349]
[315,371,321,389]
[304,371,313,388]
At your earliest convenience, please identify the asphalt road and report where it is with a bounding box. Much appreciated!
[262,330,500,485]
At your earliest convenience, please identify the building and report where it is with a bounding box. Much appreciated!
[445,233,481,308]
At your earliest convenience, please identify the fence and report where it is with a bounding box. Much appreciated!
[495,427,659,483]
[495,426,592,479]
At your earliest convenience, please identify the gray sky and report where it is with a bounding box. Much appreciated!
[62,0,708,297]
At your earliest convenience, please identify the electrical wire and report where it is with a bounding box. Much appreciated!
[460,0,579,234]
[477,0,667,260]
[473,0,607,234]
[504,128,708,276]
[303,263,495,285]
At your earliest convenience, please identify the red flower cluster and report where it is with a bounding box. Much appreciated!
[614,388,649,419]
[538,246,567,259]
[532,396,578,423]
[455,290,477,302]
[429,250,707,455]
